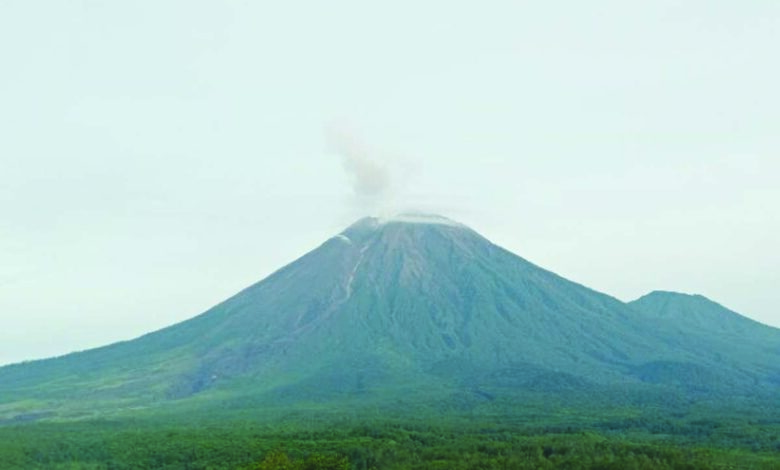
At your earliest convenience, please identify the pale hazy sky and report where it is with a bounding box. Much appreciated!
[1,1,779,366]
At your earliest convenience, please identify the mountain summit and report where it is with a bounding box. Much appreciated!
[1,215,778,419]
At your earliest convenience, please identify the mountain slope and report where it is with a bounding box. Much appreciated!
[1,215,778,420]
[629,291,780,387]
[630,291,778,339]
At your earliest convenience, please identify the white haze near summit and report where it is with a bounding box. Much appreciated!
[1,1,779,365]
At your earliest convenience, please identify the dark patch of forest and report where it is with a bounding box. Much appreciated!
[1,406,778,469]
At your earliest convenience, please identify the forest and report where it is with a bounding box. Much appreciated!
[1,400,778,469]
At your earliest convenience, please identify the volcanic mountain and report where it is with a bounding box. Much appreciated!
[1,214,778,420]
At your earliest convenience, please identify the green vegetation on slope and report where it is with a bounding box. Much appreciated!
[2,218,779,422]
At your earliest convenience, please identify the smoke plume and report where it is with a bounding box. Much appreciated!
[327,126,392,213]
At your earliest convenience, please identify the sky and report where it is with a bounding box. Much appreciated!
[1,1,778,366]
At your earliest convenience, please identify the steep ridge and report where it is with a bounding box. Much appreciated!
[0,215,777,419]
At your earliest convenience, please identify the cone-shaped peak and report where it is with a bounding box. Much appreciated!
[377,213,464,227]
[339,213,472,245]
[344,213,464,230]
[2,212,780,421]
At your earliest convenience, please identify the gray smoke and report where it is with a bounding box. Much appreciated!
[328,126,391,210]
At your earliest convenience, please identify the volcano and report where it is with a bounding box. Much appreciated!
[1,214,778,420]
